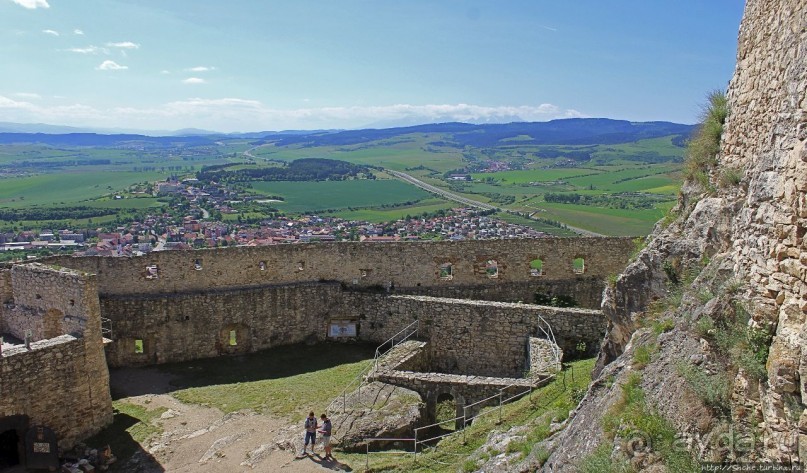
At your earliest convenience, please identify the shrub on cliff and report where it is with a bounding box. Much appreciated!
[685,90,728,186]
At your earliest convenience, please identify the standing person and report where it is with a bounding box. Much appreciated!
[301,411,317,455]
[318,413,333,460]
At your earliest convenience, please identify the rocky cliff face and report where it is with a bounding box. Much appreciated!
[537,0,807,470]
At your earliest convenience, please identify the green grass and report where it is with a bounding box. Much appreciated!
[597,372,699,472]
[470,168,603,184]
[83,197,163,209]
[249,179,432,213]
[0,171,170,208]
[340,358,597,472]
[162,342,376,421]
[331,198,454,222]
[533,202,671,236]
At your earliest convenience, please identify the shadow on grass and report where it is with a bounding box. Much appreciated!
[110,342,377,398]
[84,412,165,473]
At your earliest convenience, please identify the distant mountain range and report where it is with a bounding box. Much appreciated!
[0,119,694,148]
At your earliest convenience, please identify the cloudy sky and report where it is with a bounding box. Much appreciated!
[1,0,744,132]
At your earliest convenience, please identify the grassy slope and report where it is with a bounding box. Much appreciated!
[163,343,376,422]
[341,358,596,472]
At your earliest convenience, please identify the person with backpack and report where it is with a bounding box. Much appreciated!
[301,411,318,455]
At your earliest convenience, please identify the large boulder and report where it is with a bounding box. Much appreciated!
[330,381,423,452]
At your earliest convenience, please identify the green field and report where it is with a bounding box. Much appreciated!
[0,126,689,236]
[332,198,455,222]
[529,202,673,236]
[0,171,171,208]
[249,179,434,213]
[253,135,466,173]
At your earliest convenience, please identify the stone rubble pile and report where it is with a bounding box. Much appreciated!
[59,444,116,472]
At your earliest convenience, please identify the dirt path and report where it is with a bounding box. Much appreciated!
[111,368,355,472]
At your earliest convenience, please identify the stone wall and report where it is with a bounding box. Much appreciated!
[0,269,11,334]
[0,335,112,449]
[0,264,112,451]
[717,0,807,462]
[101,282,342,367]
[4,264,97,341]
[345,293,605,378]
[43,238,633,308]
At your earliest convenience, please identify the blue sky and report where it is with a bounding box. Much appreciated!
[1,0,745,132]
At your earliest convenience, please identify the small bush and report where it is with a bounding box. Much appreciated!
[651,318,675,335]
[694,315,716,338]
[677,362,731,414]
[633,344,658,369]
[607,273,619,288]
[578,443,634,473]
[533,446,551,466]
[685,90,728,184]
[719,166,743,188]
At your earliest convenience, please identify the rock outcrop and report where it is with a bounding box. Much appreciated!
[538,0,807,470]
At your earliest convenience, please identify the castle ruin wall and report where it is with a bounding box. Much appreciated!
[0,264,112,450]
[101,282,342,366]
[43,238,634,309]
[344,293,605,378]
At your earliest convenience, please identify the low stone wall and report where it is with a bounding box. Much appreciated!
[0,335,113,449]
[101,282,342,366]
[345,293,605,378]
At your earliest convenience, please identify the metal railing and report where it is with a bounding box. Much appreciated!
[532,313,562,371]
[327,320,420,418]
[372,320,420,373]
[360,366,576,471]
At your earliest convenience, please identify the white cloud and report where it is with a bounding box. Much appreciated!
[42,29,59,36]
[182,77,206,84]
[160,70,171,75]
[66,45,108,55]
[186,66,215,72]
[74,29,84,35]
[14,92,41,99]
[0,96,585,132]
[12,0,49,9]
[106,41,140,49]
[96,60,128,71]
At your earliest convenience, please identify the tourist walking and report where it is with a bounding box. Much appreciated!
[301,411,317,455]
[318,413,333,460]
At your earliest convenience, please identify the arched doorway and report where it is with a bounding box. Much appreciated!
[434,392,458,432]
[0,429,20,469]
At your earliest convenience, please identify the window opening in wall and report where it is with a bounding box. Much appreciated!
[360,269,369,278]
[194,259,203,271]
[35,294,42,299]
[134,339,144,354]
[573,257,586,274]
[530,258,544,277]
[145,265,159,279]
[229,330,238,346]
[69,299,75,306]
[259,261,266,271]
[485,259,498,279]
[298,261,305,271]
[439,263,453,280]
